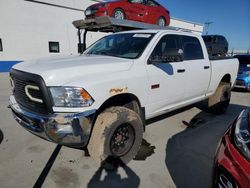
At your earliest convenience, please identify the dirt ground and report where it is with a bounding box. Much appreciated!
[0,73,249,188]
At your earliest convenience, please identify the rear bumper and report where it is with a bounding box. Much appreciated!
[9,95,96,147]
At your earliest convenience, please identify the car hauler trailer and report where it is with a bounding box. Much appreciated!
[72,16,192,53]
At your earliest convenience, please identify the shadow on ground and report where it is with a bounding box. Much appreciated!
[165,104,248,188]
[87,158,140,188]
[0,129,3,144]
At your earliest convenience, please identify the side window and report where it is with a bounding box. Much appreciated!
[49,41,60,53]
[150,34,181,62]
[147,0,158,6]
[0,38,3,52]
[182,36,204,60]
[129,0,145,4]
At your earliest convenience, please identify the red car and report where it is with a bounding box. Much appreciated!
[84,0,170,26]
[213,109,250,188]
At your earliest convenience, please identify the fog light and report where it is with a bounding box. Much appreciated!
[57,124,73,135]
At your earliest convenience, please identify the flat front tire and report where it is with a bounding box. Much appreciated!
[88,106,143,166]
[208,82,231,114]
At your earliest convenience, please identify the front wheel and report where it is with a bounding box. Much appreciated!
[157,17,166,26]
[112,8,126,20]
[87,106,143,166]
[208,82,231,114]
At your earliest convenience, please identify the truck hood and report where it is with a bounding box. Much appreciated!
[13,55,133,86]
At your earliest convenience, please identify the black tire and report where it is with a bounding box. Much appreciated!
[157,17,166,26]
[112,8,126,20]
[88,106,143,166]
[208,82,231,114]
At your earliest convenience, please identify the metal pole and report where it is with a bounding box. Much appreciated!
[83,30,88,52]
[204,22,213,35]
[77,29,82,54]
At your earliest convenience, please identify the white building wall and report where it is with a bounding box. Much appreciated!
[0,0,103,61]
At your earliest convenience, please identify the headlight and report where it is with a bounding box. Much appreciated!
[234,109,250,161]
[96,3,107,8]
[49,87,94,107]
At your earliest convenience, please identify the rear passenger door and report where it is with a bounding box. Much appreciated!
[181,35,211,100]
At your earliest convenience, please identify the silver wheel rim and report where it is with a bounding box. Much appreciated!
[158,18,165,26]
[114,10,124,20]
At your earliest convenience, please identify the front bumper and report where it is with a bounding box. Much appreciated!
[214,131,250,188]
[9,95,96,147]
[234,78,250,90]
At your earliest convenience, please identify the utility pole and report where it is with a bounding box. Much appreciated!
[204,22,213,35]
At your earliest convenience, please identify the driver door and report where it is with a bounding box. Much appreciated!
[146,34,187,117]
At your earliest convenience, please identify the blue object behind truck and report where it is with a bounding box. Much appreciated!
[234,54,250,92]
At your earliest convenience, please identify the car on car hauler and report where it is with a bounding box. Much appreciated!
[9,29,238,166]
[85,0,170,26]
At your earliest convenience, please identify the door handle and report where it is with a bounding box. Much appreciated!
[177,69,185,73]
[204,66,210,69]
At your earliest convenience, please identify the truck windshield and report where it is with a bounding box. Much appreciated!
[84,33,155,59]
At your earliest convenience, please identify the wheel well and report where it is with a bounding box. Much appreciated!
[158,16,166,22]
[220,74,231,84]
[112,7,125,15]
[96,93,145,130]
[98,93,140,114]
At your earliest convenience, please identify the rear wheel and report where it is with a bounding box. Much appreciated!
[208,82,231,114]
[157,17,166,26]
[87,106,143,166]
[112,8,126,20]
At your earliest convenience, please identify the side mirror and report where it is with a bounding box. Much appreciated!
[148,49,183,64]
[162,49,184,63]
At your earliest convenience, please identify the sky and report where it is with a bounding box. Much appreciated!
[158,0,250,51]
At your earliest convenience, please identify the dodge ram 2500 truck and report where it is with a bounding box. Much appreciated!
[9,30,239,165]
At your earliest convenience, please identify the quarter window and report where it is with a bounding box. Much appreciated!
[182,36,204,60]
[0,38,3,52]
[49,41,60,53]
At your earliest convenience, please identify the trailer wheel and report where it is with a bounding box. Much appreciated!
[208,82,231,114]
[88,106,143,166]
[112,8,126,20]
[157,17,166,26]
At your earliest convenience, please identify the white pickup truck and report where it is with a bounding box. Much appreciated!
[9,29,238,165]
